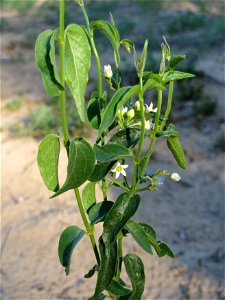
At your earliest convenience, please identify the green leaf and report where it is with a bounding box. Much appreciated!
[82,182,96,212]
[90,20,120,63]
[143,74,165,91]
[89,161,116,182]
[93,143,132,163]
[138,223,162,255]
[37,134,60,192]
[98,85,140,137]
[139,222,156,240]
[156,124,176,137]
[125,220,153,254]
[58,225,85,275]
[123,253,145,300]
[167,135,186,169]
[88,201,114,224]
[91,237,117,300]
[65,24,91,122]
[108,128,141,148]
[84,264,98,278]
[163,71,195,84]
[103,193,140,243]
[169,55,186,69]
[107,279,131,296]
[35,30,63,96]
[120,39,134,53]
[87,98,103,129]
[51,137,95,198]
[158,241,175,258]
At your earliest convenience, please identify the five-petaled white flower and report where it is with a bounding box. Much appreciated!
[111,162,128,179]
[170,173,181,181]
[104,64,113,78]
[146,102,157,113]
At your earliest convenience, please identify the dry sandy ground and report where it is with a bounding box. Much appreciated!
[1,125,224,299]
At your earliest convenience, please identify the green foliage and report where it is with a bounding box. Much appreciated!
[103,193,140,243]
[90,20,120,64]
[98,85,140,137]
[35,30,63,96]
[37,134,60,192]
[108,128,141,148]
[125,220,153,254]
[58,225,85,275]
[91,237,117,300]
[82,182,96,212]
[35,1,192,298]
[88,201,114,224]
[87,97,103,129]
[52,137,95,198]
[123,253,145,300]
[162,71,195,84]
[94,144,132,163]
[89,161,116,183]
[65,24,91,122]
[107,280,131,296]
[84,264,98,279]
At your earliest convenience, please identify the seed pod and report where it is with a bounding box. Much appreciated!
[167,135,186,169]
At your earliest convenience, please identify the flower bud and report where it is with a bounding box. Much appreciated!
[127,109,135,120]
[171,173,181,181]
[135,101,140,111]
[104,64,113,79]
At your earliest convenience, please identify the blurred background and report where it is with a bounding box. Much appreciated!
[1,0,225,299]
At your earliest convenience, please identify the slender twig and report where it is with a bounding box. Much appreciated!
[59,0,69,149]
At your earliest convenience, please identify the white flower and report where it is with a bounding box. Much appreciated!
[121,106,128,116]
[135,101,140,111]
[104,64,113,78]
[145,119,152,130]
[146,102,157,113]
[111,162,128,179]
[171,173,181,181]
[127,109,135,120]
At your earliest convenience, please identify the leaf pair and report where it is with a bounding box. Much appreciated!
[37,135,96,196]
[90,20,120,64]
[35,24,91,122]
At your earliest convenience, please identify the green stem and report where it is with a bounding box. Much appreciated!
[134,90,163,190]
[74,188,100,265]
[131,77,144,193]
[160,81,174,130]
[59,0,69,148]
[81,4,103,98]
